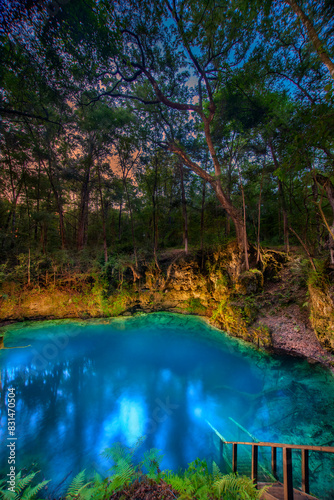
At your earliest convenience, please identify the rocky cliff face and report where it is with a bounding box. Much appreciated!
[123,243,287,350]
[309,281,334,351]
[1,244,334,369]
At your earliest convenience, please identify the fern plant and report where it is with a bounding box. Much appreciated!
[214,472,268,499]
[65,470,93,499]
[164,460,268,500]
[163,458,214,500]
[0,471,49,500]
[141,448,164,481]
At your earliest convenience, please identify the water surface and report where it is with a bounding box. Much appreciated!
[0,313,333,497]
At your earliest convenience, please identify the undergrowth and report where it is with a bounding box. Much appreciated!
[0,440,268,500]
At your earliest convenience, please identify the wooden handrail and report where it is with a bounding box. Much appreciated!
[220,440,334,453]
[219,439,334,500]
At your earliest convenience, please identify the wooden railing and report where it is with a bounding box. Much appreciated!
[219,440,334,499]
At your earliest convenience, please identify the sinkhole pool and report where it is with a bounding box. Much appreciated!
[0,312,334,497]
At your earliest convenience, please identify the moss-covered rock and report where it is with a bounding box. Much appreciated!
[211,299,248,338]
[235,269,264,295]
[260,250,287,280]
[309,283,334,351]
[249,323,272,349]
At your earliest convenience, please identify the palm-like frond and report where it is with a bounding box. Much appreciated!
[214,473,267,499]
[0,490,16,500]
[21,480,50,500]
[163,472,195,499]
[102,443,130,464]
[66,470,87,499]
[142,448,163,479]
[15,472,36,495]
[108,458,136,491]
[212,461,222,482]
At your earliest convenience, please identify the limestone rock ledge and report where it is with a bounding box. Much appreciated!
[309,282,334,351]
[2,245,334,368]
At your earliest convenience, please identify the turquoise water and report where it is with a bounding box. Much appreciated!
[0,313,333,497]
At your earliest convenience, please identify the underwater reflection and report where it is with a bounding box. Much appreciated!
[0,313,333,497]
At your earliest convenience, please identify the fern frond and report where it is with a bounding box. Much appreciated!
[74,488,94,500]
[212,461,222,482]
[1,490,16,500]
[114,459,135,484]
[20,480,50,500]
[66,470,86,498]
[142,448,163,477]
[130,436,146,455]
[214,473,266,499]
[102,443,132,466]
[165,474,194,496]
[93,472,102,485]
[76,481,93,496]
[15,473,37,494]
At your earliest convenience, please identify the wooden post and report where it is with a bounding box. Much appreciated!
[251,445,258,488]
[232,443,238,473]
[271,446,277,479]
[283,447,293,500]
[301,449,309,494]
[0,336,4,349]
[220,440,224,467]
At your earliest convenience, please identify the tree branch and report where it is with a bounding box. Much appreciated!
[168,142,213,183]
[285,0,334,79]
[0,107,63,126]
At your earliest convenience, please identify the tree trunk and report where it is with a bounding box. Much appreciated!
[279,179,289,254]
[269,142,289,253]
[235,162,249,271]
[23,169,31,242]
[179,161,188,253]
[97,161,108,264]
[123,178,138,267]
[315,173,334,265]
[256,166,265,264]
[200,179,206,253]
[169,142,247,264]
[35,160,41,242]
[285,0,334,79]
[44,159,66,249]
[77,156,92,251]
[312,176,321,254]
[152,159,160,269]
[118,195,123,242]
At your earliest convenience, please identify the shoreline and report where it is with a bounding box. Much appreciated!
[1,307,334,374]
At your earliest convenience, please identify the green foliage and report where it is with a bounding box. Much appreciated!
[250,323,271,348]
[212,299,248,337]
[0,470,50,500]
[65,470,92,499]
[141,448,164,481]
[105,289,133,316]
[163,458,213,500]
[185,297,206,314]
[307,260,330,291]
[164,459,267,500]
[214,472,266,499]
[0,446,270,500]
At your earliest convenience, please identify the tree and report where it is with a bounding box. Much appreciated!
[284,0,334,79]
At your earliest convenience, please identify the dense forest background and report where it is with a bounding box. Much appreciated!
[1,0,334,286]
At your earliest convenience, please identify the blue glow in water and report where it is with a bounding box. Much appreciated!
[0,313,333,497]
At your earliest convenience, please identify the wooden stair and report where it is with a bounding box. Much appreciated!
[259,482,318,500]
[217,440,334,500]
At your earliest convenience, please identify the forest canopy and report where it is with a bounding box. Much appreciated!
[1,0,334,273]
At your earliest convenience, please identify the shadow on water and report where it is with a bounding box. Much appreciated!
[0,313,333,498]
